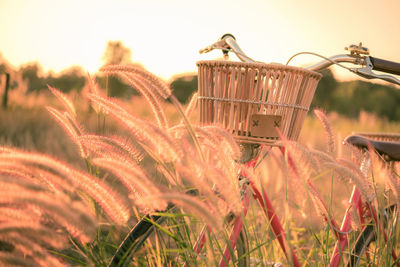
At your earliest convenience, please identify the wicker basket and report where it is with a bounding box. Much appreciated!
[197,60,322,145]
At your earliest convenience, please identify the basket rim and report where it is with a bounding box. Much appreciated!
[196,60,322,79]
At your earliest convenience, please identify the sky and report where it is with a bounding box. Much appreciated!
[1,0,400,81]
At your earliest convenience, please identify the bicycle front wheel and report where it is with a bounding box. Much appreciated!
[109,210,250,267]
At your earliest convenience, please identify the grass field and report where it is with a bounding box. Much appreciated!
[0,69,399,266]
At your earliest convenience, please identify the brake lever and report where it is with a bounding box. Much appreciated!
[199,39,228,54]
[199,34,255,63]
[350,57,400,86]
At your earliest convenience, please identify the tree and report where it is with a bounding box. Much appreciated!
[47,66,86,93]
[20,63,86,93]
[336,81,400,121]
[19,62,47,93]
[103,41,132,65]
[101,41,133,97]
[170,74,198,103]
[311,68,338,111]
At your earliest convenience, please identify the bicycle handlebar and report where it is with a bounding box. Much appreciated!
[370,57,400,76]
[305,54,361,72]
[200,34,400,86]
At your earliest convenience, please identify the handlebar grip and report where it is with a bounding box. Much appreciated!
[370,56,400,76]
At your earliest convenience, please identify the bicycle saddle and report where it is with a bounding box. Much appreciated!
[344,135,400,161]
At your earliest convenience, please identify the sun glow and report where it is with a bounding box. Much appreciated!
[1,0,399,81]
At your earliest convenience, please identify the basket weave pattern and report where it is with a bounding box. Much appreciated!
[197,60,322,145]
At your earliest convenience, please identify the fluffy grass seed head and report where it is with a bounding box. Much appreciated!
[0,149,130,224]
[314,109,336,155]
[99,64,172,99]
[47,85,76,118]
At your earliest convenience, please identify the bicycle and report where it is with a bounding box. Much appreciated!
[109,34,400,267]
[343,133,400,266]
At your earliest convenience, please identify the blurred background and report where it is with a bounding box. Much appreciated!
[0,0,399,163]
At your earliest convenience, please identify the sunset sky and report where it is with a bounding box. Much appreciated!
[1,0,399,81]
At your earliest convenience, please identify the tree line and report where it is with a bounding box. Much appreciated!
[311,69,400,121]
[1,42,400,121]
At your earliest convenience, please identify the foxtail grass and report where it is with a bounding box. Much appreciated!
[2,63,400,266]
